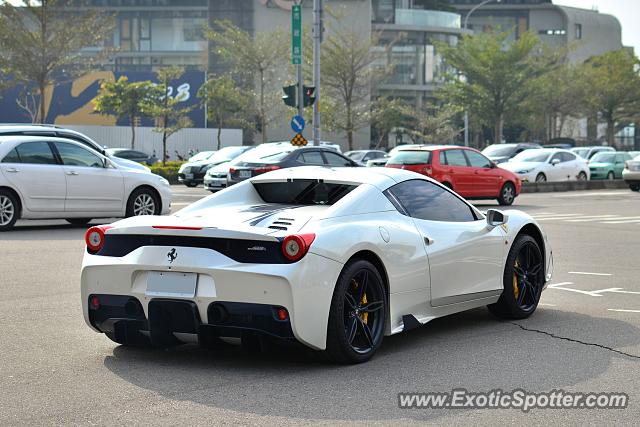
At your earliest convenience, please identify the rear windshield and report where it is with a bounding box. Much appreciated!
[253,180,358,205]
[387,151,432,165]
[236,147,295,164]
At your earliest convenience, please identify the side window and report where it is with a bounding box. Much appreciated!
[324,152,352,166]
[299,151,324,165]
[464,150,492,168]
[1,148,21,163]
[386,179,476,222]
[54,142,104,168]
[550,153,563,163]
[14,142,57,165]
[439,151,447,165]
[444,149,468,167]
[560,152,576,162]
[57,133,99,153]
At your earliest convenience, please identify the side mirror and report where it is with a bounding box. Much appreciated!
[551,158,561,166]
[489,162,497,169]
[486,209,508,227]
[103,158,115,169]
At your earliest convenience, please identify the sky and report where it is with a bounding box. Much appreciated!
[553,0,640,53]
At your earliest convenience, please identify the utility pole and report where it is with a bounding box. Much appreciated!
[312,0,323,145]
[293,1,304,118]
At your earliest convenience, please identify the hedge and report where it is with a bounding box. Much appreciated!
[149,161,185,184]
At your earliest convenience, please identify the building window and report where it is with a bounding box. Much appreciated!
[539,29,567,36]
[575,23,582,39]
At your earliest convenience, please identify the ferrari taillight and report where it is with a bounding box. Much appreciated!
[281,233,316,262]
[85,225,113,253]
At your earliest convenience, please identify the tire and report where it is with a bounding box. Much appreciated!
[0,189,19,231]
[488,235,544,320]
[126,187,160,217]
[185,182,198,188]
[325,260,386,364]
[607,171,615,181]
[65,218,92,226]
[630,184,640,192]
[577,171,588,181]
[497,182,516,206]
[535,173,546,183]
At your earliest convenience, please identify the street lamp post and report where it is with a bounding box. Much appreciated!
[462,0,502,147]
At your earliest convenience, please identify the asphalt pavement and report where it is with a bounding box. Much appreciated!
[1,186,639,425]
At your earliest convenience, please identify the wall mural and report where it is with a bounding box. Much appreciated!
[0,71,207,128]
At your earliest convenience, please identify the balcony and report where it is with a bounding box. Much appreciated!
[394,9,461,29]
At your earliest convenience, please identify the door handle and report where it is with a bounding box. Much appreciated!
[6,168,19,173]
[423,235,434,245]
[66,171,79,176]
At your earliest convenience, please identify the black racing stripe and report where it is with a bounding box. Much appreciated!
[93,234,292,264]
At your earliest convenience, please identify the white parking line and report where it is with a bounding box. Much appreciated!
[539,303,557,307]
[547,282,605,297]
[554,191,629,197]
[568,271,612,276]
[608,309,640,313]
[171,203,191,206]
[601,218,640,224]
[563,215,619,222]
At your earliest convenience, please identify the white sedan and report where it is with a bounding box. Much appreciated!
[0,136,172,230]
[80,166,552,364]
[500,148,589,183]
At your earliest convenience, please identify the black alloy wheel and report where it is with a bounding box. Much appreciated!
[326,260,386,364]
[488,235,544,319]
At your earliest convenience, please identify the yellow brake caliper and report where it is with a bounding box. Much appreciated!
[351,280,369,325]
[513,260,520,299]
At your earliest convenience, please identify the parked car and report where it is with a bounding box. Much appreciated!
[385,145,521,205]
[500,149,589,183]
[570,146,615,160]
[187,150,216,162]
[627,151,640,159]
[178,146,252,187]
[482,143,542,164]
[0,124,149,172]
[203,160,233,192]
[344,150,387,165]
[588,152,632,180]
[80,166,552,363]
[0,136,171,231]
[227,145,359,186]
[106,148,158,166]
[622,154,640,191]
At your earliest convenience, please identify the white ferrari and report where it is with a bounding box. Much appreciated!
[81,166,553,364]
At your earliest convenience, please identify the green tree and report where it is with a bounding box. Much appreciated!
[93,76,156,149]
[0,0,114,122]
[148,67,193,165]
[198,75,253,150]
[582,50,640,145]
[206,20,288,144]
[321,16,390,151]
[437,31,555,144]
[370,97,413,149]
[406,104,462,145]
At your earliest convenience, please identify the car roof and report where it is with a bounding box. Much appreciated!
[0,134,103,149]
[396,145,464,152]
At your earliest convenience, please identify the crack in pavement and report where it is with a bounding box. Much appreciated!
[510,322,640,361]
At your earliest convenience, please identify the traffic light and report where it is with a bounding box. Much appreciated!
[282,85,297,107]
[303,85,316,107]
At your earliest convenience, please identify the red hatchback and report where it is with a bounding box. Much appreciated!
[385,146,521,205]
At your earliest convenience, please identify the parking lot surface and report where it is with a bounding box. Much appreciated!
[1,186,639,425]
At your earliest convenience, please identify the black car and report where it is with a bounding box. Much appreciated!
[106,148,158,165]
[227,145,359,185]
[481,143,542,164]
[178,146,252,187]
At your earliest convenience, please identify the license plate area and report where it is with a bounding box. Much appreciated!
[239,170,252,178]
[146,271,197,298]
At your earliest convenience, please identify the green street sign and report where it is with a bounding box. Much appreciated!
[292,4,302,65]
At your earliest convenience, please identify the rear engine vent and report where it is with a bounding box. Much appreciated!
[267,217,294,231]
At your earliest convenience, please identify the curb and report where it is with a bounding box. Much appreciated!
[521,180,629,193]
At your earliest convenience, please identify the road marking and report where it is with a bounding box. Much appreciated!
[534,213,582,217]
[568,271,612,276]
[171,203,191,206]
[539,303,557,307]
[547,282,605,297]
[601,218,640,224]
[608,309,640,313]
[563,215,619,222]
[553,191,629,197]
